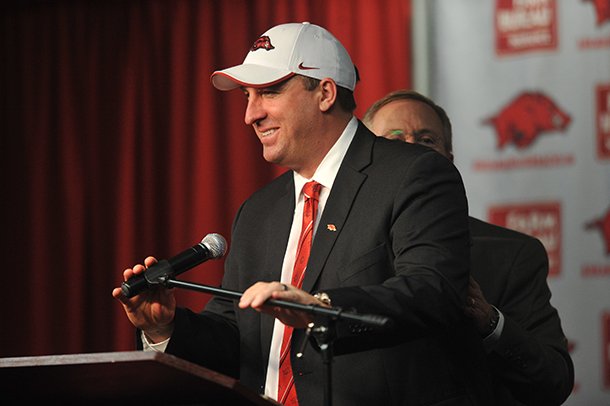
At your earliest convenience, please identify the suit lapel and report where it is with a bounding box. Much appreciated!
[260,123,374,357]
[301,123,374,293]
[263,176,295,282]
[260,174,295,363]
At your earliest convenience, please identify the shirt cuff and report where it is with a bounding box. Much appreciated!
[482,306,505,348]
[141,330,170,352]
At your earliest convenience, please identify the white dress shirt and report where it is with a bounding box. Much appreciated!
[264,117,357,400]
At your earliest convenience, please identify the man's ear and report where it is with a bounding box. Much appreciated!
[318,78,338,112]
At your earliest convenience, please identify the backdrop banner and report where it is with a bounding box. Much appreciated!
[423,1,610,404]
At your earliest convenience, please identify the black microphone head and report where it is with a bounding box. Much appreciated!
[201,233,227,258]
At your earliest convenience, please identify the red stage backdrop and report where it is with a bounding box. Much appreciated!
[0,0,411,356]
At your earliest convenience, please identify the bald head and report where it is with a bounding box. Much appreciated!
[364,90,453,161]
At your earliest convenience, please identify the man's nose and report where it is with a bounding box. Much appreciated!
[244,95,265,125]
[403,134,416,144]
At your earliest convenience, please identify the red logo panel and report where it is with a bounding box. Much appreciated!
[602,312,610,389]
[597,84,610,159]
[488,202,562,276]
[495,0,558,55]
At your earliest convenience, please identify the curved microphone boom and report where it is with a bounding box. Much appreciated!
[121,233,227,298]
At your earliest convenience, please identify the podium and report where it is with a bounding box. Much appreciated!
[0,351,280,405]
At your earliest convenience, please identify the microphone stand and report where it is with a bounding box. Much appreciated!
[162,277,392,406]
[301,316,336,406]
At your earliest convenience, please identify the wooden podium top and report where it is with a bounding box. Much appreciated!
[0,351,280,405]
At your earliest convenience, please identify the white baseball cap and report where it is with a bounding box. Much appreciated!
[211,22,357,91]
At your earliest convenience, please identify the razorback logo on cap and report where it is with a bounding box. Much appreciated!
[585,208,610,254]
[251,35,275,51]
[584,0,610,26]
[482,91,571,149]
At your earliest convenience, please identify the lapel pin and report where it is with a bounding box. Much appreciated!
[326,224,337,231]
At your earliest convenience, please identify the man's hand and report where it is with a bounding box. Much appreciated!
[464,276,496,335]
[239,281,330,329]
[111,256,176,343]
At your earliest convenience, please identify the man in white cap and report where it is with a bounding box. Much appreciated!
[114,22,494,405]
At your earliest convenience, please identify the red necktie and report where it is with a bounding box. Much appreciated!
[278,181,322,405]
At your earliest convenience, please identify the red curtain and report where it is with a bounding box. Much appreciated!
[0,0,411,357]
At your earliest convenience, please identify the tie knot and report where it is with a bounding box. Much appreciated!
[303,181,321,201]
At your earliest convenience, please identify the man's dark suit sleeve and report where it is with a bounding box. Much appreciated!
[164,306,241,379]
[488,237,574,405]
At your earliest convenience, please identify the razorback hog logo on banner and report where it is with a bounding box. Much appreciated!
[251,35,275,51]
[483,92,571,149]
[583,0,610,26]
[585,207,610,254]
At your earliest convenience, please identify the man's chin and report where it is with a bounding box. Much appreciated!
[262,149,282,166]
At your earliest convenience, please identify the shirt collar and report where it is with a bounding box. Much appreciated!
[293,116,358,197]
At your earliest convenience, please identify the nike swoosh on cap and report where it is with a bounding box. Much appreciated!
[298,62,319,70]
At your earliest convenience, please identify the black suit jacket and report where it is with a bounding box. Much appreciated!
[165,123,494,405]
[469,217,574,405]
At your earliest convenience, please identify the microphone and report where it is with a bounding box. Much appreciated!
[121,233,228,298]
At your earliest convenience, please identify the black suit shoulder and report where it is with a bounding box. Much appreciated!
[469,216,541,243]
[371,132,457,171]
[468,216,548,307]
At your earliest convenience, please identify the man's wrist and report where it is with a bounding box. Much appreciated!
[141,330,170,352]
[143,323,175,344]
[483,306,500,337]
